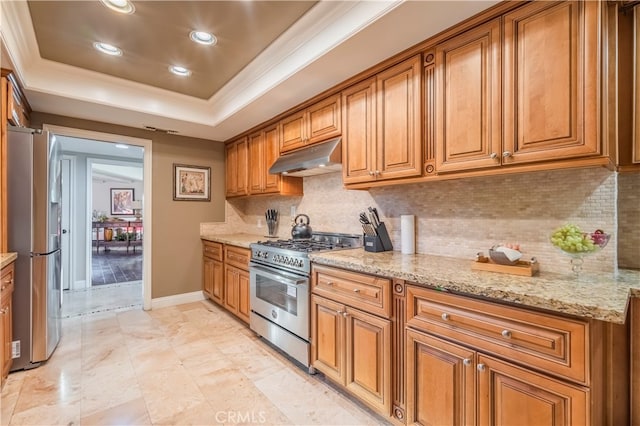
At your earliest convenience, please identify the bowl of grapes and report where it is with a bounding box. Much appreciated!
[550,224,610,276]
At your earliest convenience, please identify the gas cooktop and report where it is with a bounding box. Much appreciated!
[250,232,362,274]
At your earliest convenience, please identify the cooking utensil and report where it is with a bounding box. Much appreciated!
[265,209,278,237]
[291,214,312,239]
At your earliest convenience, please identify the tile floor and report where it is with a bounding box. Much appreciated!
[62,281,143,318]
[92,249,143,286]
[1,299,389,426]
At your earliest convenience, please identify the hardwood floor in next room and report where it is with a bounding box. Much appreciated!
[1,300,389,426]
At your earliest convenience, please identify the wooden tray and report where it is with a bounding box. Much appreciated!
[471,255,539,277]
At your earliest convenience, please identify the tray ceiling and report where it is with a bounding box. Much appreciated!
[1,1,501,141]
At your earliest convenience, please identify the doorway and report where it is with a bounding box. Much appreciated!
[45,125,152,314]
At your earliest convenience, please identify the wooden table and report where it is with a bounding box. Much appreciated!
[92,220,143,253]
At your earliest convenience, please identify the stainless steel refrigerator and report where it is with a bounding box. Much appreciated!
[7,126,62,371]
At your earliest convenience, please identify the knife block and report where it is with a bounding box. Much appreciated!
[364,223,393,252]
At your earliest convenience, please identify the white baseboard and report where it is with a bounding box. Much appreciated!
[150,291,205,310]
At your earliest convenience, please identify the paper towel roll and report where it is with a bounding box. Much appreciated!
[401,215,415,254]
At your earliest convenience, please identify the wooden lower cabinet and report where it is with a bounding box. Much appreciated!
[631,297,640,424]
[202,241,249,324]
[224,264,250,324]
[311,294,392,415]
[406,328,475,425]
[1,262,15,387]
[477,354,588,426]
[406,327,589,426]
[203,256,223,305]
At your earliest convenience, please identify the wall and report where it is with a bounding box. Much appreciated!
[92,176,143,217]
[203,167,635,276]
[31,112,226,299]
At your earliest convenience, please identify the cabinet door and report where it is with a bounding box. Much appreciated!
[376,55,422,180]
[225,137,248,197]
[503,1,600,164]
[345,306,391,416]
[477,354,588,426]
[1,292,12,381]
[203,256,214,298]
[406,328,476,426]
[307,94,341,145]
[634,6,640,164]
[311,295,345,384]
[342,78,376,184]
[262,125,281,193]
[211,259,224,305]
[435,19,502,173]
[280,110,306,153]
[237,269,250,324]
[248,131,264,194]
[224,266,239,314]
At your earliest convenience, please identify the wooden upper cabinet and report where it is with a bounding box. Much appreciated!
[343,55,422,185]
[342,77,376,184]
[248,124,302,196]
[376,55,422,181]
[503,1,601,164]
[279,94,341,154]
[225,137,248,198]
[634,5,640,164]
[250,124,297,195]
[435,18,502,173]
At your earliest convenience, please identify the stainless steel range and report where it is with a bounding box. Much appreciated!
[249,232,362,372]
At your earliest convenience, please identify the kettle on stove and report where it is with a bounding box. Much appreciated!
[291,214,312,239]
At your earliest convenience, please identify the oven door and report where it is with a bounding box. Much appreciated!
[250,262,309,341]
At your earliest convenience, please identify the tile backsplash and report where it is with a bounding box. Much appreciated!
[202,167,639,275]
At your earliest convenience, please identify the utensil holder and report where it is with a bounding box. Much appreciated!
[364,222,393,252]
[266,220,278,238]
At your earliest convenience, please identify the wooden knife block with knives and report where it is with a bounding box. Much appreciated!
[360,207,393,252]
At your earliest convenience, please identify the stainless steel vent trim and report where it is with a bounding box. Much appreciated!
[268,137,342,177]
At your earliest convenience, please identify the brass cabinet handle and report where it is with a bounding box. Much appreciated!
[353,288,360,293]
[501,329,512,339]
[477,363,486,372]
[441,313,450,321]
[463,358,472,366]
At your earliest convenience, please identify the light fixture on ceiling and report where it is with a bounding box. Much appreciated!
[190,31,217,46]
[100,0,135,14]
[93,42,123,56]
[115,144,129,149]
[169,65,191,77]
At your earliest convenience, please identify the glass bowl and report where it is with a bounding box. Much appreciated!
[555,232,610,276]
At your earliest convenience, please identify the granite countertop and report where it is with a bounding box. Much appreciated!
[0,252,18,270]
[308,249,640,324]
[200,233,264,249]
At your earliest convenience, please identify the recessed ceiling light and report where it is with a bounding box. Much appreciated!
[190,31,217,46]
[100,0,135,14]
[115,144,129,149]
[93,42,123,56]
[169,65,191,77]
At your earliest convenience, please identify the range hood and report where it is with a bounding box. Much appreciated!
[268,137,342,177]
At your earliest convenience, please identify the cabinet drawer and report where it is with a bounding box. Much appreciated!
[225,246,250,270]
[312,264,391,318]
[202,240,223,261]
[406,285,589,384]
[1,263,14,298]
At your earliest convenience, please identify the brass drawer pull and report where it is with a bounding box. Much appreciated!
[441,313,450,321]
[501,329,512,338]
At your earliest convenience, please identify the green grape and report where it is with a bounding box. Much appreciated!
[549,224,598,254]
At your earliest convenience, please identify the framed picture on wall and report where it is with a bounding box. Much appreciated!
[173,164,211,201]
[111,188,135,215]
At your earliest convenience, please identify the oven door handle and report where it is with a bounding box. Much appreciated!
[250,264,307,286]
